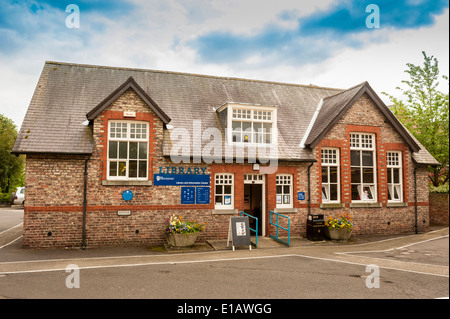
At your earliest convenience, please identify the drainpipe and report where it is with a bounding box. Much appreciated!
[307,162,314,216]
[414,167,418,234]
[82,157,89,250]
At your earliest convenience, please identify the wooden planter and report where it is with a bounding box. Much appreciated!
[166,233,199,248]
[325,228,353,241]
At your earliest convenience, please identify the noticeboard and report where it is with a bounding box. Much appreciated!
[181,187,195,204]
[196,187,210,204]
[227,216,251,250]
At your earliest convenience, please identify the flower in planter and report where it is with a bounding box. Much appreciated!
[163,214,206,236]
[325,212,354,231]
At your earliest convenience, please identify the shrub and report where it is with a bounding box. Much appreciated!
[429,184,449,194]
[0,193,12,204]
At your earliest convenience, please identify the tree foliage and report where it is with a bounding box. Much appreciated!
[383,51,449,186]
[0,114,25,193]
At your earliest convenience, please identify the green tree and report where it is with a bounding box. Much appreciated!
[383,51,449,187]
[0,114,25,194]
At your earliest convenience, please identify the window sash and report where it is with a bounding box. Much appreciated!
[215,174,234,209]
[108,121,149,180]
[350,134,376,202]
[387,151,403,202]
[350,133,375,150]
[276,174,292,208]
[232,120,272,144]
[109,121,148,141]
[322,166,339,202]
[232,108,272,122]
[321,148,340,203]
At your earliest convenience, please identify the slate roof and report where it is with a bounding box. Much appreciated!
[12,61,438,165]
[304,81,420,153]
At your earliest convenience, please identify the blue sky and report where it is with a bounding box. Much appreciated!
[192,0,448,65]
[0,0,448,128]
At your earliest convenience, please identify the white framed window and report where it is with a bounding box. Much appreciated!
[215,174,234,209]
[276,174,293,208]
[387,151,403,202]
[321,148,340,203]
[350,133,377,202]
[230,107,275,144]
[107,121,149,180]
[244,174,263,182]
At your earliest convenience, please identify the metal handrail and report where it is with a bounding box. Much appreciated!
[269,210,290,247]
[240,211,258,248]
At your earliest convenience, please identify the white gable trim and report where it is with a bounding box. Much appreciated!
[299,99,324,149]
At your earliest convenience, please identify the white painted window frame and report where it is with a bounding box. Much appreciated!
[107,120,149,181]
[226,104,278,146]
[276,174,293,209]
[321,148,340,203]
[350,133,377,203]
[386,151,403,202]
[214,173,234,210]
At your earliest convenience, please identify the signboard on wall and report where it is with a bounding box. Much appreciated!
[196,187,210,204]
[298,192,306,200]
[154,174,210,186]
[180,187,210,205]
[181,187,195,204]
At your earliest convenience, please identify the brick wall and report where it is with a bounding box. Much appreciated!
[429,193,449,225]
[23,90,431,248]
[311,93,430,235]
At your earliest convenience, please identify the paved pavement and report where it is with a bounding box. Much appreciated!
[0,206,448,299]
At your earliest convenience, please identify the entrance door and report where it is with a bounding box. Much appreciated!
[243,174,265,236]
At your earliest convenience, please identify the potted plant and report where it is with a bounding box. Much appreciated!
[324,212,354,241]
[164,214,206,248]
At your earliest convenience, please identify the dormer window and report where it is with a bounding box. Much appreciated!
[217,103,277,145]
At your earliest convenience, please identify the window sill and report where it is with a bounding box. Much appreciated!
[102,180,153,186]
[320,203,345,209]
[349,202,382,208]
[386,202,408,207]
[212,209,238,215]
[274,208,297,214]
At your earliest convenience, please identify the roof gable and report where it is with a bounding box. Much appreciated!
[304,82,420,152]
[86,76,171,124]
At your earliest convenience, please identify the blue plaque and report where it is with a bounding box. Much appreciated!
[297,192,305,200]
[196,187,210,204]
[181,187,195,204]
[122,190,133,201]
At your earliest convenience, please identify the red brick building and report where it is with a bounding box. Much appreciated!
[12,61,439,248]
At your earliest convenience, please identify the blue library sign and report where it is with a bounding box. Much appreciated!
[154,174,210,186]
[297,192,306,200]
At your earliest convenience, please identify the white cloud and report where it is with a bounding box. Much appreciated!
[0,1,448,129]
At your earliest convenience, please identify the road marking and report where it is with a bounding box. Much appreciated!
[336,235,449,255]
[0,254,297,275]
[0,236,23,250]
[396,235,449,250]
[0,223,23,236]
[0,252,447,278]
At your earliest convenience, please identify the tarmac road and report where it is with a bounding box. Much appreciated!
[0,207,448,300]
